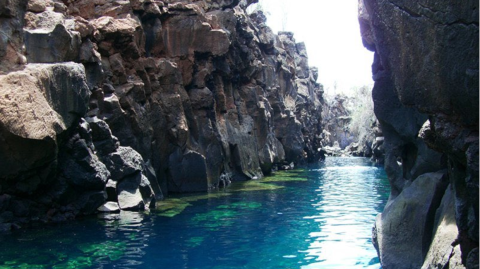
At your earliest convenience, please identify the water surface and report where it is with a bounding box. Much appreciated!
[0,157,389,268]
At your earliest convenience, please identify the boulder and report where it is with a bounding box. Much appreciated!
[0,63,89,140]
[92,16,140,38]
[421,186,463,269]
[25,24,81,63]
[105,146,144,180]
[139,174,156,208]
[374,172,449,268]
[86,117,114,142]
[0,63,89,183]
[117,172,145,211]
[73,16,94,38]
[26,0,50,13]
[97,202,121,213]
[24,10,64,31]
[62,147,110,191]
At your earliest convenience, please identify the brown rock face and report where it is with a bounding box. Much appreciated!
[360,0,479,268]
[0,0,323,229]
[76,2,323,191]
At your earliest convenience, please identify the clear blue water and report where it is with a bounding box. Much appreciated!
[0,157,390,269]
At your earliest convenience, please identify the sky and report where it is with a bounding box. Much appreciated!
[248,0,374,95]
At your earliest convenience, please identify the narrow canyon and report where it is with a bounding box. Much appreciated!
[0,0,477,268]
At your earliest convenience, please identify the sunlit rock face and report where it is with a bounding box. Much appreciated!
[321,95,355,151]
[0,0,323,229]
[359,0,479,268]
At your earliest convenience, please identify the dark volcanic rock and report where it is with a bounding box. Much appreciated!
[371,69,444,199]
[75,191,107,216]
[105,146,144,180]
[0,0,324,228]
[77,2,323,193]
[360,0,479,267]
[0,0,28,71]
[373,172,448,268]
[0,63,90,194]
[422,186,462,268]
[168,149,209,192]
[25,24,81,63]
[61,137,110,191]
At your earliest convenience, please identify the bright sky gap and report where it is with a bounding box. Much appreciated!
[248,0,374,95]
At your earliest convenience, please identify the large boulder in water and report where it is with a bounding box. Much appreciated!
[117,172,145,211]
[374,172,448,268]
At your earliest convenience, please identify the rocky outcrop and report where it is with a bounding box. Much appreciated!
[360,0,478,267]
[75,1,323,188]
[374,172,449,268]
[0,0,323,229]
[320,92,383,161]
[321,94,354,151]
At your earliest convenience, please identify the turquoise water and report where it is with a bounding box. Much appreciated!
[0,157,389,268]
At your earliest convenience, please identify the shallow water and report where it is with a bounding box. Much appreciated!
[0,157,389,268]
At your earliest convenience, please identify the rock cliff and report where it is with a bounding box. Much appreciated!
[320,91,383,160]
[321,94,355,151]
[360,0,478,268]
[0,0,323,230]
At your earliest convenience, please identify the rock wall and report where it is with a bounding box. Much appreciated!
[359,0,478,268]
[321,94,354,150]
[0,0,323,230]
[320,93,383,161]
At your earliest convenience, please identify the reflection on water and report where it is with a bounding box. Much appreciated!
[302,160,388,268]
[0,157,389,268]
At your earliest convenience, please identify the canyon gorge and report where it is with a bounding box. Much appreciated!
[0,0,478,268]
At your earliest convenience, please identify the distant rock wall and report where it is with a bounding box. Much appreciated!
[320,93,383,161]
[359,0,478,268]
[321,94,354,150]
[0,0,323,230]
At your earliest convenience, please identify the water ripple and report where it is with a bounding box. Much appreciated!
[0,157,389,269]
